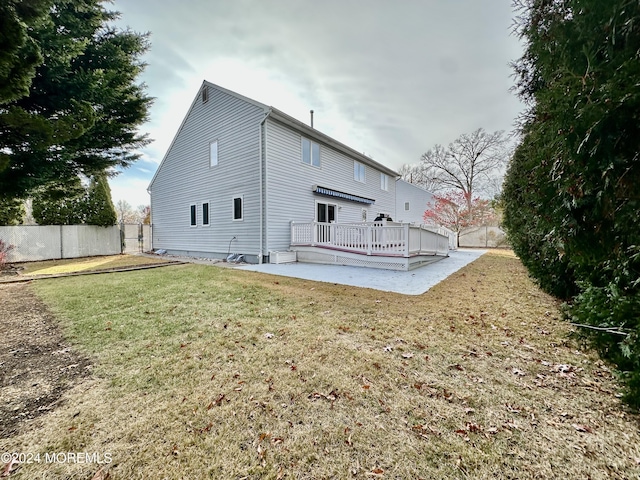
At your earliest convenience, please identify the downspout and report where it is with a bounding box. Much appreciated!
[258,111,269,264]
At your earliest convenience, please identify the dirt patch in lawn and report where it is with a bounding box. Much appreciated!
[0,283,91,437]
[1,254,181,283]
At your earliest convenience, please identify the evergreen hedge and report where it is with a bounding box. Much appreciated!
[503,0,640,408]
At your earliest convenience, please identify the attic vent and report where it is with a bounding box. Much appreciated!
[202,86,209,104]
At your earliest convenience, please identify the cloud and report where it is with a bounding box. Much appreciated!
[108,174,150,209]
[109,0,525,200]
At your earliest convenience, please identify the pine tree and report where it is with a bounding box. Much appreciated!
[0,196,25,225]
[0,0,152,198]
[84,174,117,227]
[0,0,51,104]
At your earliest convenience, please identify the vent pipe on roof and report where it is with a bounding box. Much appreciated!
[310,110,314,128]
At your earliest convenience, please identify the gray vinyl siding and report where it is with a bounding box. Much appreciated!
[395,179,435,224]
[264,119,396,252]
[150,86,266,258]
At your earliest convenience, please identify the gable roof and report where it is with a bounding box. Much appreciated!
[148,80,398,191]
[395,178,436,195]
[264,106,398,177]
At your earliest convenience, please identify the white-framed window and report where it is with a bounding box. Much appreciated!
[380,173,389,191]
[301,137,320,167]
[354,161,365,183]
[233,196,243,221]
[404,202,410,211]
[202,86,209,104]
[209,140,218,167]
[362,208,368,222]
[202,202,210,226]
[189,204,197,226]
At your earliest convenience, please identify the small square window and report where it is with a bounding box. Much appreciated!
[354,161,365,183]
[202,202,209,225]
[404,202,410,211]
[202,86,209,103]
[190,204,197,226]
[210,140,218,167]
[233,196,243,221]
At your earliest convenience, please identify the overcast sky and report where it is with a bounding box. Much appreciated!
[108,0,524,208]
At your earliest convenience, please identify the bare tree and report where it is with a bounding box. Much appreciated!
[420,128,509,213]
[137,205,151,224]
[397,162,441,193]
[115,199,137,223]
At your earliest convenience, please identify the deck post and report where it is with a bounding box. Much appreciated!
[403,223,410,257]
[290,221,295,246]
[366,224,372,255]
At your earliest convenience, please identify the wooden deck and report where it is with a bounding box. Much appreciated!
[289,222,453,271]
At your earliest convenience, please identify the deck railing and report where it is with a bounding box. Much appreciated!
[291,222,450,257]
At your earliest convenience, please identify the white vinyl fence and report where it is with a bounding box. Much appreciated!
[459,226,508,248]
[0,224,152,262]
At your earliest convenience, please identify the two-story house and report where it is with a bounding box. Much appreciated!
[149,81,449,267]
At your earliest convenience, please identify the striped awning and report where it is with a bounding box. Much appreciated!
[313,185,375,204]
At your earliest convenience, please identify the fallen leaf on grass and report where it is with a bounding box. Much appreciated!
[449,364,465,371]
[199,422,214,434]
[466,423,482,433]
[572,424,593,433]
[505,404,522,413]
[2,458,20,477]
[412,424,439,436]
[264,332,274,339]
[511,368,526,376]
[90,467,110,480]
[309,389,340,403]
[401,353,414,359]
[209,394,225,407]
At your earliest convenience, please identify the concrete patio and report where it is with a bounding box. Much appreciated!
[238,248,487,295]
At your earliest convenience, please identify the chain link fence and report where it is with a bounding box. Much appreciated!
[121,223,152,254]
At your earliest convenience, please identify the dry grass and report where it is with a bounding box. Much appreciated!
[1,252,639,479]
[16,254,171,276]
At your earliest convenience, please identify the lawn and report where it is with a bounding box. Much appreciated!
[1,252,639,479]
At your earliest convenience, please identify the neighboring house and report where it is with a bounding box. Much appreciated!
[149,80,404,264]
[394,179,435,225]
